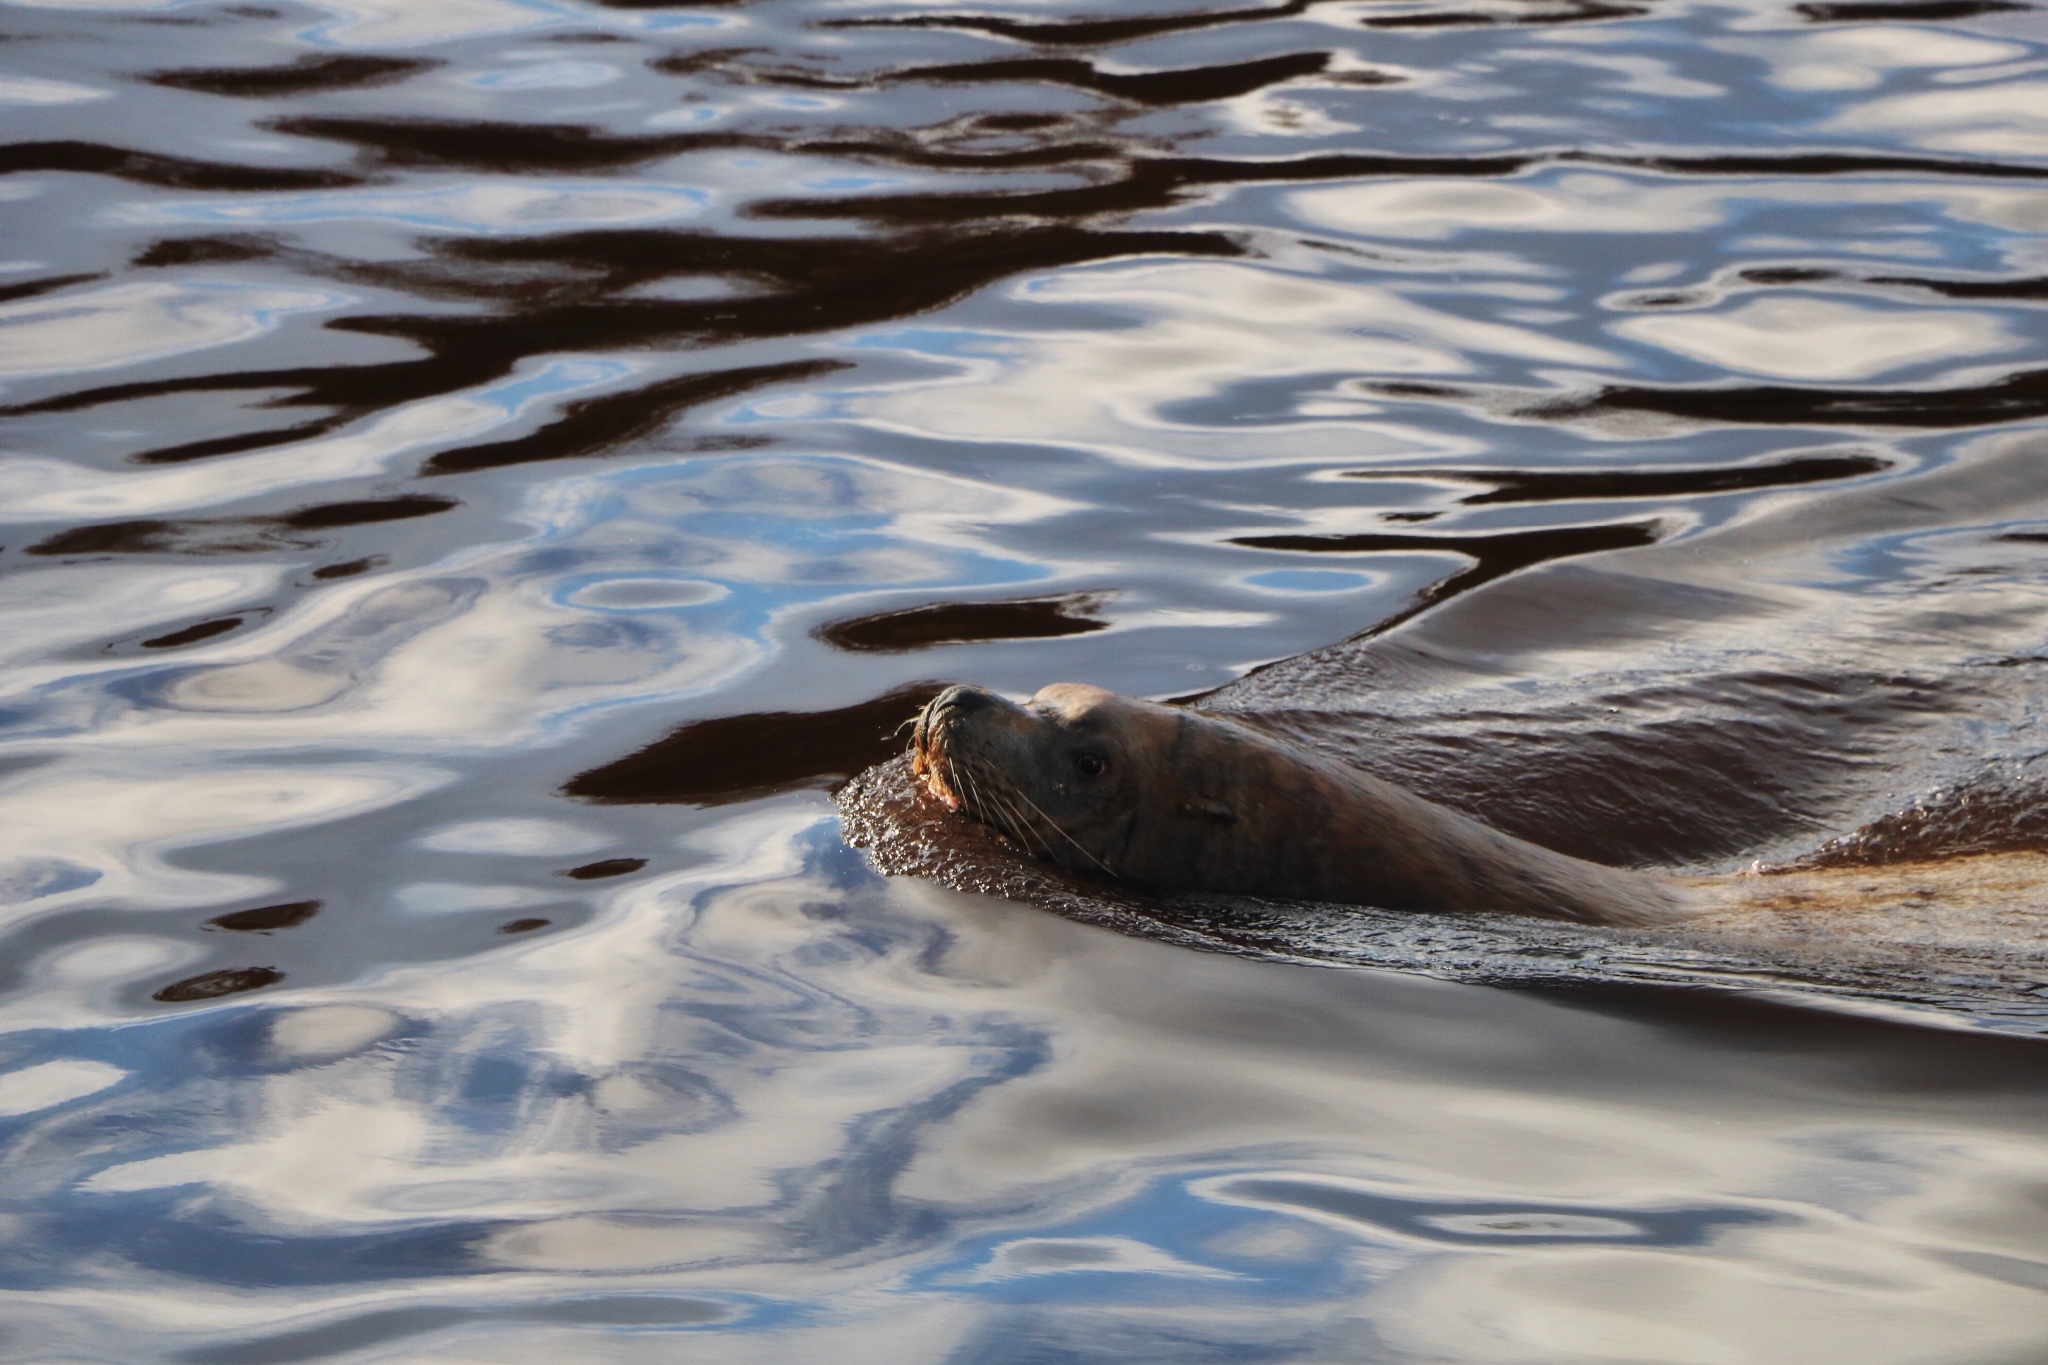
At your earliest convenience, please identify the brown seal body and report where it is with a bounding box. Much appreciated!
[912,682,1691,927]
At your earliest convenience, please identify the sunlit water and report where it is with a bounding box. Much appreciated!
[3,0,2048,1356]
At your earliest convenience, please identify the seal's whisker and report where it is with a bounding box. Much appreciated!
[983,777,1047,858]
[955,757,1010,828]
[954,760,989,824]
[953,760,989,822]
[957,756,1037,857]
[962,762,1039,856]
[1003,798,1047,857]
[951,753,995,835]
[1006,783,1114,874]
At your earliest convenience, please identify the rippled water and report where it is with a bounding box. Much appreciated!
[5,0,2048,1356]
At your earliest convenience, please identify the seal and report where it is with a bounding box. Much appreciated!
[911,681,1692,927]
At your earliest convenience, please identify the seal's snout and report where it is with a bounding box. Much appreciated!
[913,684,1015,811]
[914,685,998,762]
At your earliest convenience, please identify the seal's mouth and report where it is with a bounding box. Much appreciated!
[911,717,962,811]
[911,684,988,812]
[907,683,1120,877]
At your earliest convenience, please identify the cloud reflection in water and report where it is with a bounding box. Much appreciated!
[2,0,2047,1357]
[8,814,2048,1362]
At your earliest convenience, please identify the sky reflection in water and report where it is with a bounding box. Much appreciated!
[1,0,2047,1357]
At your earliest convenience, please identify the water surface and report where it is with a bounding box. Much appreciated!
[3,0,2048,1356]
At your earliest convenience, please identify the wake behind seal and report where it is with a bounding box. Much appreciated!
[910,681,1693,927]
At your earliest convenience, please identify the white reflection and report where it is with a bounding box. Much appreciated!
[269,1004,400,1060]
[15,540,758,754]
[1828,80,2048,156]
[1290,173,2048,242]
[565,577,729,609]
[0,765,449,933]
[961,1236,1237,1281]
[139,181,710,236]
[1291,173,1728,240]
[1718,27,2024,92]
[40,936,194,986]
[0,1059,125,1116]
[272,575,756,744]
[71,812,983,1231]
[0,282,341,379]
[10,824,2048,1359]
[0,76,111,105]
[463,61,620,90]
[1108,607,1277,630]
[647,105,725,128]
[1499,48,1723,98]
[0,356,630,520]
[1369,1234,2048,1363]
[301,0,564,47]
[1722,235,1943,260]
[0,441,1072,761]
[856,260,1601,467]
[24,939,207,1032]
[599,454,1076,587]
[483,1215,776,1271]
[416,818,611,856]
[1226,91,1359,138]
[1417,1211,1637,1237]
[1937,58,2048,86]
[0,563,276,673]
[152,579,477,721]
[1241,569,1381,595]
[1612,297,2017,380]
[393,882,553,913]
[165,659,351,712]
[1934,185,2048,233]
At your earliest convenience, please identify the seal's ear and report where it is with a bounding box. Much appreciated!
[1180,797,1237,825]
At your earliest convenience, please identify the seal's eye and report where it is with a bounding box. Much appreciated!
[1074,753,1107,779]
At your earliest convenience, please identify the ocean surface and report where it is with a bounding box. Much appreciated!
[3,0,2048,1357]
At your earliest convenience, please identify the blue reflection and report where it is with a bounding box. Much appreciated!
[463,62,619,91]
[919,1176,1354,1308]
[850,327,1009,357]
[0,859,101,903]
[532,457,1051,650]
[297,0,574,48]
[1242,570,1378,594]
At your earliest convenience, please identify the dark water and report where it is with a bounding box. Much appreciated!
[5,0,2048,1356]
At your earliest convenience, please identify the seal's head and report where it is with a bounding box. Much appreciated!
[912,683,1153,875]
[909,680,1691,924]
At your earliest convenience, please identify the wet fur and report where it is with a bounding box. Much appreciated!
[913,683,1691,927]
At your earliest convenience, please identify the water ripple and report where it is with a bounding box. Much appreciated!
[3,0,2048,1357]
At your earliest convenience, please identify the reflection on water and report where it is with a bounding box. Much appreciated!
[15,838,2048,1360]
[2,0,2048,1355]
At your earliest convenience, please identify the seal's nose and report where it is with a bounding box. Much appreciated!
[930,684,997,719]
[914,684,999,756]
